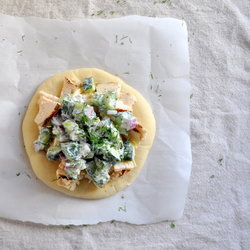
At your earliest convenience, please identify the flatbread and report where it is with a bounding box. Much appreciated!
[22,68,156,199]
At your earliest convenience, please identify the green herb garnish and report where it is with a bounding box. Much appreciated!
[97,10,104,15]
[156,84,160,93]
[118,205,127,212]
[120,35,128,41]
[154,0,171,4]
[25,173,31,179]
[218,158,223,165]
[170,223,175,228]
[210,175,215,179]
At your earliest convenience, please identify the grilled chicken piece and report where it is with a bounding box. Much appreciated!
[60,77,80,96]
[39,91,59,102]
[34,95,61,127]
[56,168,67,178]
[113,161,136,172]
[110,169,131,179]
[96,82,121,96]
[56,164,78,191]
[56,177,78,191]
[116,92,137,112]
[109,161,135,179]
[58,160,65,170]
[120,92,137,106]
[56,161,85,191]
[128,124,147,145]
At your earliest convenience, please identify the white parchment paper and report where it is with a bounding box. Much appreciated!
[0,14,191,225]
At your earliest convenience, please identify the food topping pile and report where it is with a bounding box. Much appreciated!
[33,77,146,191]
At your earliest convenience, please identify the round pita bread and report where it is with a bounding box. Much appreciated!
[22,68,156,199]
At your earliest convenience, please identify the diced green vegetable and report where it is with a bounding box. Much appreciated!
[85,151,94,159]
[62,119,86,141]
[52,126,69,142]
[111,111,137,135]
[33,127,52,152]
[74,102,85,111]
[86,158,111,187]
[94,142,121,163]
[70,129,86,142]
[82,77,95,93]
[64,159,86,180]
[46,144,61,161]
[61,142,81,161]
[63,120,79,133]
[91,170,110,187]
[122,141,135,161]
[85,161,96,176]
[92,92,104,106]
[72,102,85,122]
[92,91,117,110]
[103,91,117,109]
[103,144,121,163]
[60,94,75,118]
[95,157,111,170]
[79,142,92,158]
[92,166,110,187]
[88,118,121,144]
[88,122,108,140]
[81,105,97,123]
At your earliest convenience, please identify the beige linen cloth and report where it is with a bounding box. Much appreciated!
[0,0,249,249]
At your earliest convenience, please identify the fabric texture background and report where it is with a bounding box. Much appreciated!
[0,0,249,249]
